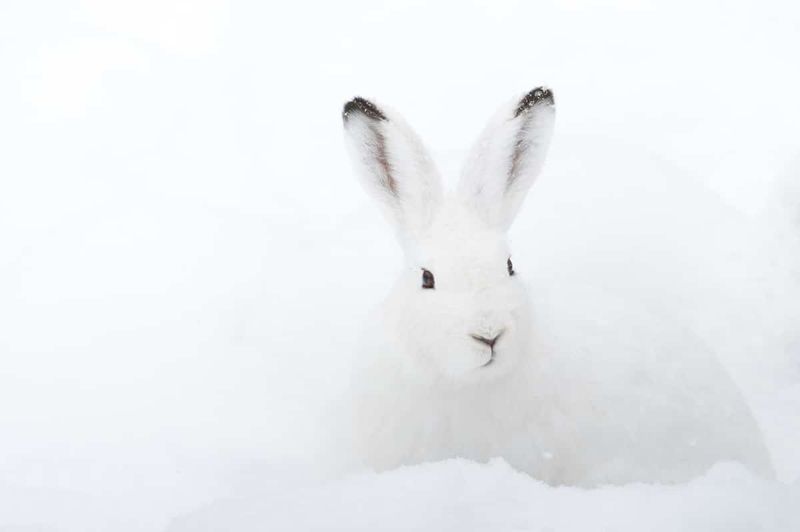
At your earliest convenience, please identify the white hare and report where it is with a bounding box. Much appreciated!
[340,88,772,486]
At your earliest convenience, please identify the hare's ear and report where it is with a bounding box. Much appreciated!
[343,97,443,243]
[458,87,555,230]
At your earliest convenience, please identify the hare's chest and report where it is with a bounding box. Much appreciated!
[353,382,553,475]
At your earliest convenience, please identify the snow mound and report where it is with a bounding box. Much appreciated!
[168,459,800,532]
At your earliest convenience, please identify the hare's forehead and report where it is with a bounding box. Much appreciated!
[414,208,509,271]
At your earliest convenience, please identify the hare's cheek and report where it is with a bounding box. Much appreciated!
[435,345,492,379]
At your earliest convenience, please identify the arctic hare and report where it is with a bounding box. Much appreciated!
[341,88,772,486]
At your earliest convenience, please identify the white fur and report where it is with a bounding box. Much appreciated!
[341,89,772,486]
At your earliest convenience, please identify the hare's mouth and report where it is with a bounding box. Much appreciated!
[471,332,502,368]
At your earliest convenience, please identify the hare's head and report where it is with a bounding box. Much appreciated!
[343,88,555,384]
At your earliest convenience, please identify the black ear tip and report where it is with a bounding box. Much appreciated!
[514,86,554,117]
[342,97,387,122]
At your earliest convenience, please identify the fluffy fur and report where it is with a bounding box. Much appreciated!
[340,88,772,486]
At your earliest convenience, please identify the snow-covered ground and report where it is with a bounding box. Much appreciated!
[1,1,799,530]
[168,460,800,532]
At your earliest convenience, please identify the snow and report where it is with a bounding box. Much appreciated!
[168,460,800,532]
[1,0,800,531]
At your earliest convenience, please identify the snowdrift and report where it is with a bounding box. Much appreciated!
[168,459,800,532]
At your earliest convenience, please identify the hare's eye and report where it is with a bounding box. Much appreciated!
[507,257,515,276]
[421,269,435,289]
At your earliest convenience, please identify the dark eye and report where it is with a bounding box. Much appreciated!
[421,268,435,289]
[507,257,515,276]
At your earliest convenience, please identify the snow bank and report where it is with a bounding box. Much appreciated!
[168,459,800,532]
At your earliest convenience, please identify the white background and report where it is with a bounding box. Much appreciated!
[1,1,799,530]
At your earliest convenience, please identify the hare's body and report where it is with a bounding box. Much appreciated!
[341,89,771,485]
[351,286,772,485]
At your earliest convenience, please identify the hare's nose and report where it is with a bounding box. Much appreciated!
[470,331,503,348]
